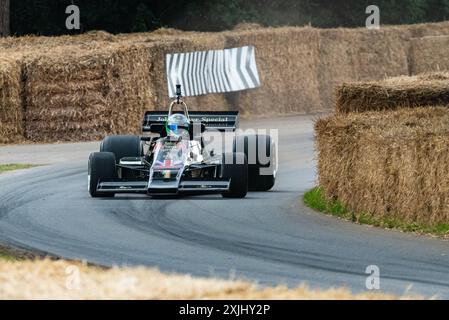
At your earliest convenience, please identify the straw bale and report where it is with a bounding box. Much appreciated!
[318,28,410,110]
[316,107,449,224]
[0,21,449,142]
[410,36,449,74]
[223,27,323,116]
[403,20,449,38]
[233,22,264,31]
[335,73,449,113]
[24,44,152,141]
[150,28,186,36]
[0,57,23,143]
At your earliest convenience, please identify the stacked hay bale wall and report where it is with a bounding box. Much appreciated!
[144,22,449,118]
[23,44,152,141]
[403,20,449,37]
[223,27,324,116]
[317,28,410,111]
[316,107,449,224]
[0,58,23,143]
[136,27,325,117]
[317,73,449,224]
[1,21,449,142]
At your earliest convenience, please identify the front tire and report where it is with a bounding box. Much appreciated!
[221,152,248,198]
[88,152,117,198]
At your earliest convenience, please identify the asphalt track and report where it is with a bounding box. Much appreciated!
[1,115,449,298]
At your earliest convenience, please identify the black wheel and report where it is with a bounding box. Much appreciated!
[221,152,248,198]
[233,134,276,191]
[88,152,117,198]
[100,135,142,163]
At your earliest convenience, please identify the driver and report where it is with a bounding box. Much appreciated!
[166,113,190,140]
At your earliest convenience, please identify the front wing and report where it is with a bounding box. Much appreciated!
[96,178,231,195]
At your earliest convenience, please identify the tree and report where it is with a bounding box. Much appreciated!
[8,0,449,35]
[0,0,9,36]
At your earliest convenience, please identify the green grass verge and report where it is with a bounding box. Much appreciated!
[0,246,39,261]
[0,164,43,261]
[0,165,36,258]
[304,187,449,236]
[0,164,40,259]
[0,164,37,174]
[0,251,18,261]
[0,246,25,261]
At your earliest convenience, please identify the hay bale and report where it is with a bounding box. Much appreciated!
[122,23,444,117]
[23,44,152,142]
[410,36,449,74]
[2,20,449,143]
[84,30,115,41]
[316,29,359,111]
[0,33,118,55]
[0,57,23,143]
[404,21,449,38]
[223,27,323,116]
[150,28,186,36]
[125,21,449,116]
[318,28,410,109]
[335,73,449,113]
[233,22,264,31]
[316,107,449,224]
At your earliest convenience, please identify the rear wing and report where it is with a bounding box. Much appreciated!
[142,111,239,132]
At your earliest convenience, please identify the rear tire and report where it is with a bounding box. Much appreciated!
[100,135,142,163]
[233,134,276,191]
[221,152,248,198]
[100,135,143,179]
[88,152,117,198]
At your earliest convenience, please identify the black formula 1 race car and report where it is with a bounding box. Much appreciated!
[88,86,276,198]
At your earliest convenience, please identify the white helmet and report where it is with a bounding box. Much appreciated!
[166,113,189,138]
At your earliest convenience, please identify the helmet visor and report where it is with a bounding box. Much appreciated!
[167,123,178,132]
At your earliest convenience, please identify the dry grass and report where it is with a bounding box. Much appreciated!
[0,259,410,300]
[316,106,449,226]
[335,72,449,113]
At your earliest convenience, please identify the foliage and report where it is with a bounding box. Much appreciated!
[9,0,449,35]
[0,164,37,174]
[304,187,449,236]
